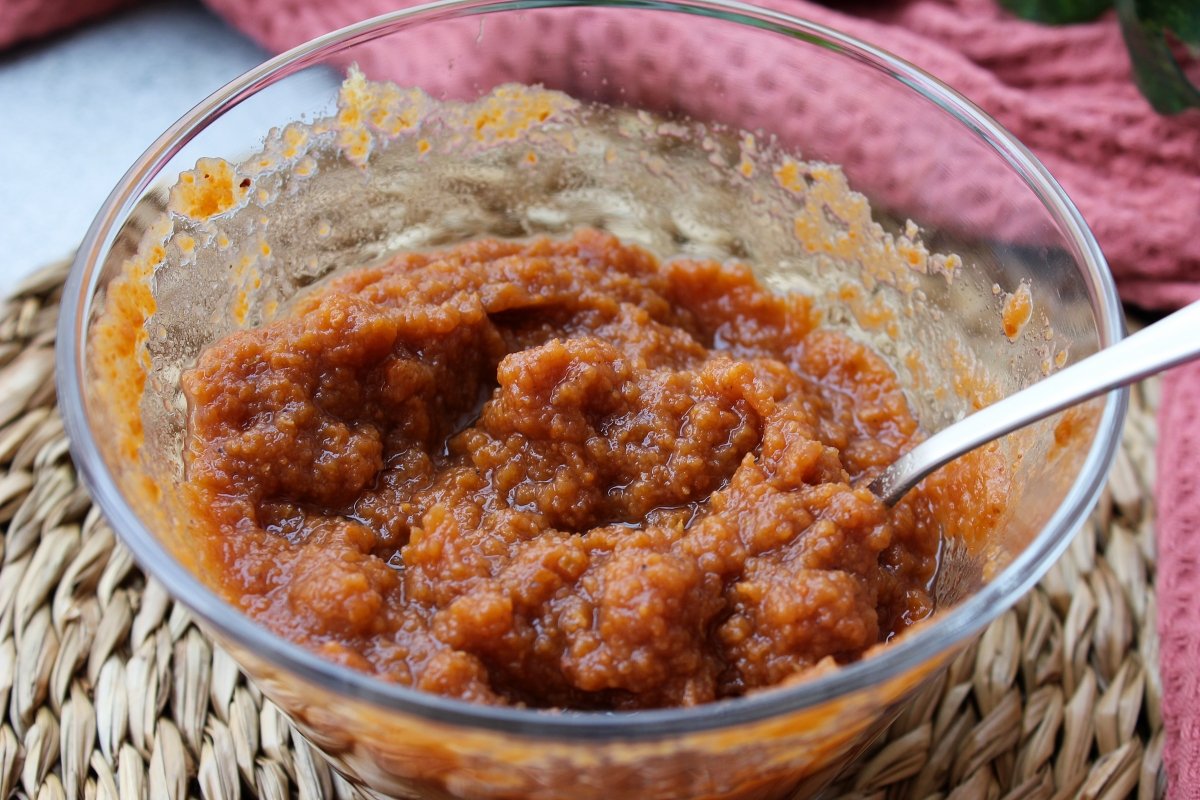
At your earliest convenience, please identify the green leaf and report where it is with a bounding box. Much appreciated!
[1131,0,1200,43]
[998,0,1113,24]
[1117,0,1200,113]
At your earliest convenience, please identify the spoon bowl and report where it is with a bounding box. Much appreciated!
[871,299,1200,505]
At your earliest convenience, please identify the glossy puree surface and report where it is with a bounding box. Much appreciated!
[181,229,940,709]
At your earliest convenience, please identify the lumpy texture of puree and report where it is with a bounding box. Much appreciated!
[182,229,939,709]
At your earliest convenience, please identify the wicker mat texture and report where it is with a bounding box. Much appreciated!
[0,260,1165,800]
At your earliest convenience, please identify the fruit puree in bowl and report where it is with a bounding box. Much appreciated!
[60,5,1125,796]
[181,227,943,710]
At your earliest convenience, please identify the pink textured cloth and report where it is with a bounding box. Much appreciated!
[0,0,135,49]
[1160,361,1200,795]
[5,0,1200,792]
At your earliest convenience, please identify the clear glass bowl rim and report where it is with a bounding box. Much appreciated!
[56,0,1128,740]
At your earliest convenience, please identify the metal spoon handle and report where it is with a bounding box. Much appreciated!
[869,299,1200,505]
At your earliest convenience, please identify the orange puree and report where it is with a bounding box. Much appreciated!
[181,229,941,709]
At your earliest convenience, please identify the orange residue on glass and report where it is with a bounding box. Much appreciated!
[1048,405,1096,459]
[168,158,249,221]
[944,337,1002,411]
[836,282,900,336]
[281,124,308,159]
[229,263,262,326]
[89,220,171,460]
[1002,282,1033,342]
[339,127,372,168]
[294,155,317,177]
[774,159,804,193]
[901,243,927,272]
[335,67,428,166]
[231,290,249,326]
[464,84,576,144]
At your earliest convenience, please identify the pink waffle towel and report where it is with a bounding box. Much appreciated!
[0,0,134,49]
[4,0,1200,793]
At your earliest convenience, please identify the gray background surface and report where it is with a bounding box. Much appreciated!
[0,0,267,294]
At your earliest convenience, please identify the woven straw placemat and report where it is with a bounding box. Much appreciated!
[0,260,1165,800]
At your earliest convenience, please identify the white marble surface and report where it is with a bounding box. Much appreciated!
[0,0,268,296]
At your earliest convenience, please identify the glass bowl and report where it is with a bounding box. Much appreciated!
[57,1,1126,798]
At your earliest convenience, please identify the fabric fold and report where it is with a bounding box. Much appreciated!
[3,0,1198,792]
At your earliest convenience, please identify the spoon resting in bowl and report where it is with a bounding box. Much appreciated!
[870,299,1200,505]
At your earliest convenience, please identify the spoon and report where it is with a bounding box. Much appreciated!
[869,299,1200,505]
